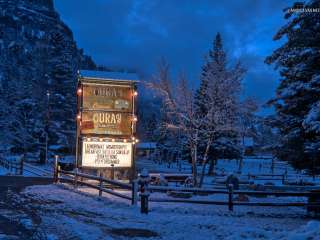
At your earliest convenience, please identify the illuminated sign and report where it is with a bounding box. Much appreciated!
[81,111,132,135]
[82,141,132,168]
[82,84,132,111]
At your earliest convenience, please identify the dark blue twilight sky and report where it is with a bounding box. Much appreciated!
[54,0,295,111]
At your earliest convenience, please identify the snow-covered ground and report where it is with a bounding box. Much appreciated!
[136,157,320,186]
[0,166,9,175]
[16,184,319,240]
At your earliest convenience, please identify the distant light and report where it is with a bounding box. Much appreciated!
[87,138,91,141]
[135,139,139,143]
[112,139,115,142]
[77,88,82,95]
[123,139,127,143]
[133,116,138,122]
[77,114,81,120]
[46,91,50,97]
[99,138,103,142]
[131,136,135,140]
[134,91,138,96]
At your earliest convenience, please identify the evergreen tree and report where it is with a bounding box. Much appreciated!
[195,33,243,174]
[265,0,320,170]
[0,0,97,161]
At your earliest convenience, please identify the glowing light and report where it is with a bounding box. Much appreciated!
[77,88,82,95]
[135,139,139,143]
[112,139,115,142]
[99,138,103,142]
[131,136,135,140]
[77,114,81,120]
[133,116,138,122]
[134,91,138,96]
[123,139,127,143]
[87,138,91,141]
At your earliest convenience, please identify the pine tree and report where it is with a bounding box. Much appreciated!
[265,0,320,170]
[194,33,226,118]
[195,33,243,175]
[0,1,97,162]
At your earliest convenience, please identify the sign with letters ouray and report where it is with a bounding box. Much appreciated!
[81,111,132,136]
[82,84,132,111]
[81,83,133,136]
[77,70,138,170]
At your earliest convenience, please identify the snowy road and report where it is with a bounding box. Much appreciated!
[0,176,53,239]
[6,184,317,240]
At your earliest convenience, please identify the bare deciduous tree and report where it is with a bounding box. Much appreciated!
[148,59,244,187]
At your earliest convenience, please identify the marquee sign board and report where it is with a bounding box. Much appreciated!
[82,140,132,168]
[81,111,132,136]
[82,84,132,111]
[76,70,138,175]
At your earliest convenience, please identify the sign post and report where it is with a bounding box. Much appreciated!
[76,70,138,180]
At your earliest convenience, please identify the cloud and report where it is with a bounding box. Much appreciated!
[54,0,296,104]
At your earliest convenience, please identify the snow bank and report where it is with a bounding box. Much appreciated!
[22,184,315,240]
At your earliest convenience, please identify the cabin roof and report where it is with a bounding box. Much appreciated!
[79,70,139,82]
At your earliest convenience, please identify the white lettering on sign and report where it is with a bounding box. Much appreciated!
[82,141,132,168]
[93,112,122,125]
[93,87,123,98]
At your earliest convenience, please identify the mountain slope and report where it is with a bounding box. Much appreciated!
[0,0,95,160]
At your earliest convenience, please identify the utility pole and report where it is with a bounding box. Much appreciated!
[45,90,50,164]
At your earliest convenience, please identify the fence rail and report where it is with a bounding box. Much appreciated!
[56,168,134,202]
[55,165,320,215]
[23,163,52,177]
[0,158,22,174]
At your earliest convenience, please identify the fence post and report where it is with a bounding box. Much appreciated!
[56,165,61,183]
[131,180,138,206]
[54,155,59,183]
[74,168,78,189]
[99,171,103,197]
[228,184,234,211]
[19,156,24,175]
[282,174,285,184]
[111,163,115,180]
[138,169,150,214]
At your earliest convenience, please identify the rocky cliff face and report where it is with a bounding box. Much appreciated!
[0,0,95,159]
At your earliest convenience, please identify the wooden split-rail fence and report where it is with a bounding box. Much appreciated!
[53,163,320,216]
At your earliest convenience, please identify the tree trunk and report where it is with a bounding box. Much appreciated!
[191,144,198,187]
[271,156,275,174]
[199,138,213,187]
[238,158,243,174]
[207,158,215,175]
